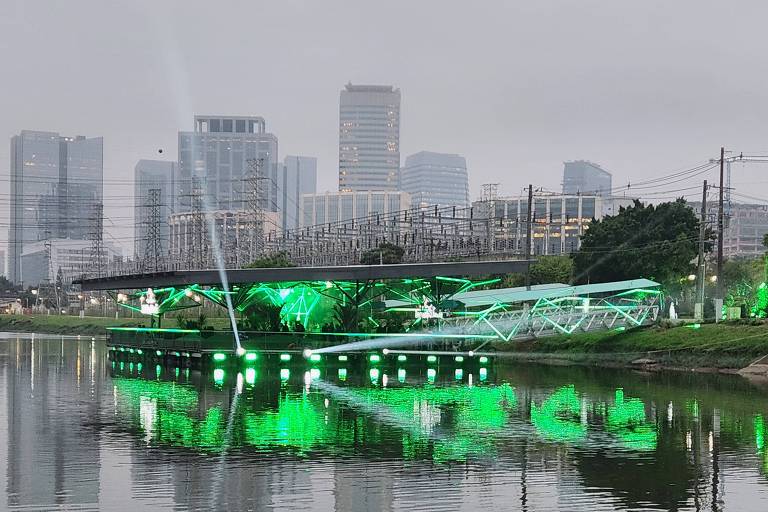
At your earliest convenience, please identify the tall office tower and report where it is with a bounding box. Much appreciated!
[401,151,470,208]
[8,131,103,284]
[562,160,612,196]
[278,156,317,232]
[134,160,177,260]
[339,83,400,192]
[176,116,279,214]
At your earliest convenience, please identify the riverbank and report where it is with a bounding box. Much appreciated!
[497,321,768,371]
[0,314,240,335]
[0,315,150,335]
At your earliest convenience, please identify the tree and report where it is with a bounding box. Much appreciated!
[246,251,296,268]
[243,302,284,331]
[360,243,404,265]
[573,199,706,285]
[529,256,573,285]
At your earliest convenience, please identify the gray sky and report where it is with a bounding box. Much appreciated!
[2,0,768,252]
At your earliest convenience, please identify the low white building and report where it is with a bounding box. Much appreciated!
[20,239,119,286]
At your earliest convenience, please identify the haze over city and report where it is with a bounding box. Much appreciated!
[3,0,768,251]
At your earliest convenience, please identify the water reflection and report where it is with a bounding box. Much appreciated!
[3,334,768,510]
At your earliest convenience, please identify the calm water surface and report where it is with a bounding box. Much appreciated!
[2,333,768,511]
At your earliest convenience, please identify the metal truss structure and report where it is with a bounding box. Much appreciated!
[448,288,661,346]
[109,275,662,345]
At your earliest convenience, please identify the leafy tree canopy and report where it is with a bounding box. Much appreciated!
[573,199,706,285]
[360,243,405,265]
[529,256,573,285]
[245,251,296,268]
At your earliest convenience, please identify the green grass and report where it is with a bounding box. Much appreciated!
[499,321,768,369]
[0,314,151,335]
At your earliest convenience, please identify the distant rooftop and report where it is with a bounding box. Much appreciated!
[193,115,266,134]
[344,82,399,93]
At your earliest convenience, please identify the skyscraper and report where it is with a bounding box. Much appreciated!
[134,160,176,260]
[8,130,103,284]
[277,156,317,232]
[401,151,470,208]
[176,116,279,214]
[562,160,612,196]
[339,83,400,192]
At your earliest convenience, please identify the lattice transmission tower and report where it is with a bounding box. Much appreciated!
[88,203,104,278]
[189,176,208,269]
[143,188,164,271]
[240,157,266,266]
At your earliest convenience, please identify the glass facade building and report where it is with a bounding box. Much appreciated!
[176,116,279,214]
[277,156,317,232]
[401,151,469,208]
[8,130,103,284]
[562,160,612,196]
[134,160,176,259]
[339,84,400,192]
[473,194,602,255]
[301,191,410,228]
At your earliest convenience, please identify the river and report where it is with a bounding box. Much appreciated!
[1,332,768,511]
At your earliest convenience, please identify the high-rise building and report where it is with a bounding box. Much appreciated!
[176,116,279,214]
[401,151,469,208]
[8,130,103,284]
[277,156,317,232]
[562,160,612,196]
[134,160,176,260]
[339,83,400,192]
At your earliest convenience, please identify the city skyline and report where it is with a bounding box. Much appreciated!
[3,1,768,256]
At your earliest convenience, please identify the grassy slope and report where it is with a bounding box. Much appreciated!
[0,314,241,335]
[501,321,768,369]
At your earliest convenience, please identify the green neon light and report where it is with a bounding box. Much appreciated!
[213,368,225,385]
[107,327,201,334]
[427,368,436,383]
[479,356,489,363]
[310,368,321,380]
[398,368,406,382]
[687,323,701,329]
[245,368,256,385]
[397,355,407,362]
[427,355,437,363]
[530,385,585,442]
[479,368,487,381]
[369,368,380,383]
[454,356,464,363]
[280,354,291,362]
[455,369,463,380]
[245,353,258,362]
[310,354,322,362]
[213,353,227,362]
[369,354,381,363]
[280,368,290,381]
[156,350,163,356]
[338,355,348,362]
[338,368,347,381]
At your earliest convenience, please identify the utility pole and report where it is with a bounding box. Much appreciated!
[525,184,533,288]
[717,147,725,304]
[696,180,707,319]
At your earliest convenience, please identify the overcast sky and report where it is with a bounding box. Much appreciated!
[2,0,768,252]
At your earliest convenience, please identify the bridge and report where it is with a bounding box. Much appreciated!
[76,260,663,363]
